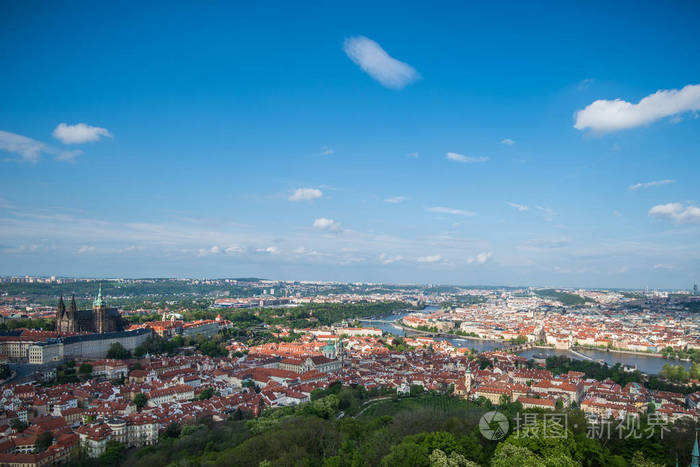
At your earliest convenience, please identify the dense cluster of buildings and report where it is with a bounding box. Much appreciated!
[400,291,700,353]
[0,315,699,464]
[2,282,700,464]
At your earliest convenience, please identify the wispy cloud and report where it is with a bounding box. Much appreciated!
[468,251,493,264]
[522,237,572,249]
[507,202,529,212]
[77,245,96,254]
[313,217,342,233]
[289,188,322,202]
[501,138,515,145]
[407,152,419,158]
[256,246,280,254]
[343,36,419,89]
[52,123,112,144]
[417,254,443,263]
[384,196,407,204]
[577,78,595,91]
[0,130,82,163]
[628,179,675,190]
[198,245,225,256]
[649,203,700,224]
[536,205,557,221]
[574,83,700,132]
[427,206,475,216]
[292,247,318,256]
[320,146,334,156]
[445,152,488,163]
[653,263,676,270]
[379,253,403,264]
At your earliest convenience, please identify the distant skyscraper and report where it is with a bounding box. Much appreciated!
[694,283,698,296]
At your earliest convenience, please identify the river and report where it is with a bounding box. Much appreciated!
[360,306,692,375]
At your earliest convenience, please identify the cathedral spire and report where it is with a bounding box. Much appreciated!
[93,284,104,308]
[692,430,699,467]
[69,294,77,317]
[57,294,65,319]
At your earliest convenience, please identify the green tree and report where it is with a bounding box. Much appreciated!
[106,342,132,360]
[99,441,125,466]
[133,393,148,411]
[197,387,215,400]
[429,448,478,467]
[78,363,93,374]
[630,451,664,467]
[36,431,53,452]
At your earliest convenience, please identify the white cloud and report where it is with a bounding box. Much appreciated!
[468,251,493,264]
[445,152,488,163]
[536,205,557,221]
[577,78,595,91]
[574,83,700,132]
[77,245,96,254]
[292,246,318,256]
[313,217,342,232]
[197,245,224,256]
[522,238,572,249]
[379,253,403,264]
[501,138,515,145]
[507,202,529,212]
[649,203,700,224]
[0,130,82,163]
[407,152,419,158]
[320,146,334,156]
[613,210,622,217]
[198,245,242,256]
[256,246,280,254]
[628,179,675,190]
[427,206,475,216]
[289,188,323,202]
[384,196,407,204]
[417,254,443,263]
[653,263,676,270]
[52,123,112,144]
[343,36,419,89]
[0,198,15,209]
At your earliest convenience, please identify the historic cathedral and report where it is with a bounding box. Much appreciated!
[55,286,125,334]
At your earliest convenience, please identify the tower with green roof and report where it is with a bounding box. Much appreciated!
[93,284,108,333]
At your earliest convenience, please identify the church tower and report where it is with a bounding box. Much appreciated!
[464,365,472,394]
[67,294,77,333]
[93,285,107,333]
[57,295,66,321]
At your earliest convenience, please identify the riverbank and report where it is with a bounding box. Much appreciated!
[361,310,687,375]
[396,321,503,342]
[574,345,691,361]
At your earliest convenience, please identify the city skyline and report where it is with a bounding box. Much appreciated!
[1,2,700,288]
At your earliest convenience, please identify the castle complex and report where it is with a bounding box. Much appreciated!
[55,286,124,334]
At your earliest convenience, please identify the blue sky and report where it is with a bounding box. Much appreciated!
[1,1,699,288]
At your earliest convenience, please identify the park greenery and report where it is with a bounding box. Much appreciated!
[0,317,55,331]
[105,385,695,467]
[106,342,132,360]
[534,289,594,306]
